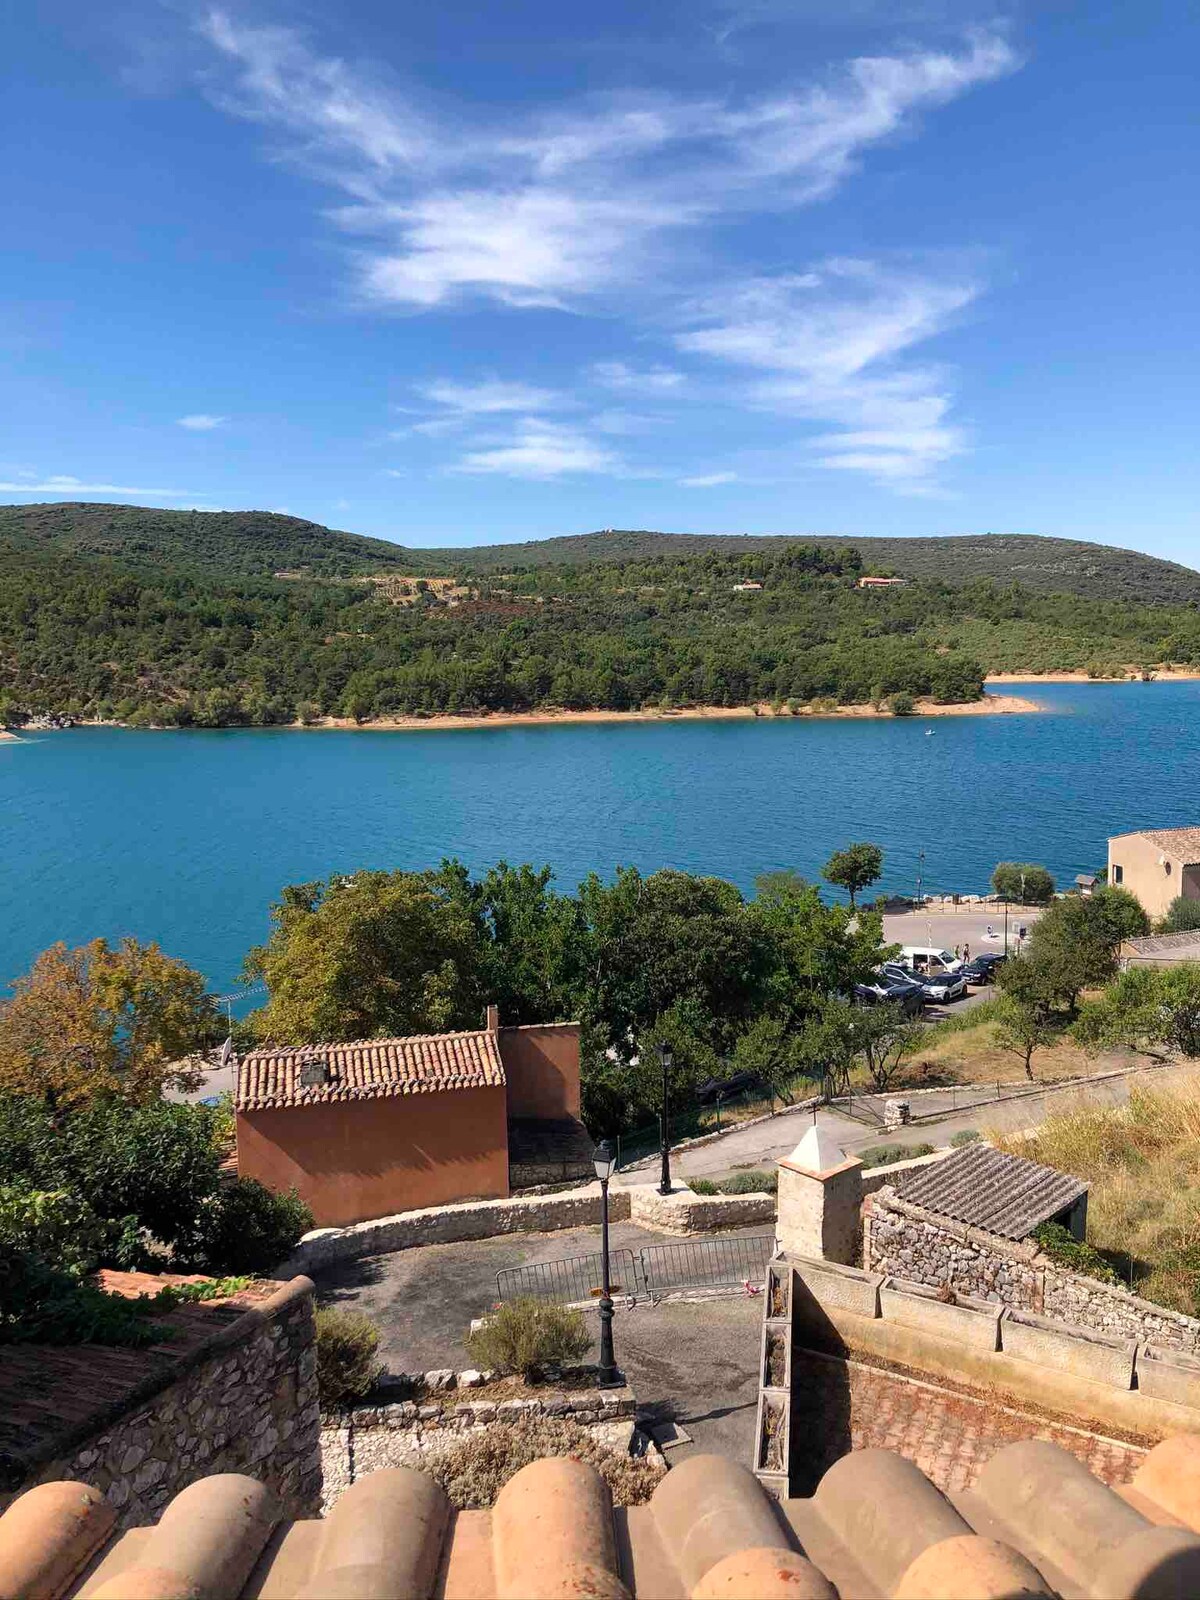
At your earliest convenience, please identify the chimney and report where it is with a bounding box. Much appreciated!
[485,1003,500,1033]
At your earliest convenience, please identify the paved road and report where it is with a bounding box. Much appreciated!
[881,904,1044,955]
[653,1060,1167,1183]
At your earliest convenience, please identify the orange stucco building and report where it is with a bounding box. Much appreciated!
[234,1008,588,1227]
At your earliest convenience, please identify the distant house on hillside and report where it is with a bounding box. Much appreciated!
[857,576,907,589]
[1108,826,1200,921]
[234,1006,591,1227]
[732,580,763,592]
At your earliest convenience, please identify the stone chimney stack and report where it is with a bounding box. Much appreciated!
[485,1003,500,1033]
[776,1120,863,1264]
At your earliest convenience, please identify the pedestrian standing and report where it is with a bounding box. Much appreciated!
[962,942,970,961]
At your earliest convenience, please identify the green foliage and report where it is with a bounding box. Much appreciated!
[150,1276,252,1308]
[993,989,1061,1079]
[688,1178,719,1194]
[859,1142,935,1169]
[0,1184,108,1275]
[194,1179,313,1274]
[426,1417,661,1509]
[821,842,884,907]
[1159,897,1200,934]
[1032,1222,1118,1284]
[0,1096,223,1260]
[0,1252,165,1346]
[714,1168,778,1194]
[888,693,915,716]
[949,1129,981,1147]
[1075,963,1200,1061]
[465,1297,592,1380]
[991,863,1056,905]
[315,1307,382,1407]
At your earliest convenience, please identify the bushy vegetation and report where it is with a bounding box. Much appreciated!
[465,1297,593,1381]
[949,1129,981,1147]
[1031,1222,1118,1285]
[688,1168,778,1196]
[991,863,1056,905]
[997,1081,1200,1314]
[1159,897,1200,934]
[315,1307,382,1407]
[426,1417,661,1508]
[859,1142,935,1169]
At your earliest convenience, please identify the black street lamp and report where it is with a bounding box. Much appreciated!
[592,1139,622,1388]
[656,1041,675,1196]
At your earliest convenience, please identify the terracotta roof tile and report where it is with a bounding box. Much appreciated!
[11,1437,1200,1598]
[1111,826,1200,863]
[896,1142,1088,1240]
[236,1029,506,1110]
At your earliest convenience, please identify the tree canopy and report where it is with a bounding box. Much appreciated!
[821,843,884,908]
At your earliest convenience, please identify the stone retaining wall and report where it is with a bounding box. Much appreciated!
[336,1385,637,1435]
[3,1278,321,1530]
[627,1183,775,1235]
[278,1183,634,1275]
[865,1187,1200,1352]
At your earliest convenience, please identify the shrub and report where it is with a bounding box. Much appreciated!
[991,862,1056,905]
[426,1417,660,1508]
[1032,1222,1118,1284]
[0,1248,165,1347]
[465,1296,592,1380]
[689,1177,719,1195]
[719,1169,778,1195]
[950,1129,981,1147]
[193,1178,312,1274]
[1158,896,1200,934]
[0,1184,109,1275]
[315,1307,382,1407]
[859,1141,935,1170]
[889,693,915,716]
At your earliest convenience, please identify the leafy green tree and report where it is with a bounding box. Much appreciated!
[245,868,489,1042]
[1088,885,1150,942]
[889,693,915,716]
[1158,896,1200,934]
[994,992,1058,1079]
[821,843,885,908]
[1075,965,1200,1061]
[1017,895,1124,1012]
[0,938,215,1109]
[991,862,1056,905]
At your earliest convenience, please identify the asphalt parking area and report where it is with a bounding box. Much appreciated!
[313,1222,767,1463]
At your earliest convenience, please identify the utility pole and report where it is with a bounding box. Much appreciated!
[917,849,925,908]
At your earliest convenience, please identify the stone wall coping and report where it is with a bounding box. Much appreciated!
[8,1275,315,1478]
[871,1186,1200,1335]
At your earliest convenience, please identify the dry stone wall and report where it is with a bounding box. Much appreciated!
[278,1184,634,1275]
[5,1278,321,1530]
[866,1188,1200,1353]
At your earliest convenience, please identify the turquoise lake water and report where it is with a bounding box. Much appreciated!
[3,681,1199,997]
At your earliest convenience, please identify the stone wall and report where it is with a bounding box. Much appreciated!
[278,1183,634,1275]
[627,1183,775,1236]
[865,1188,1200,1353]
[4,1278,321,1530]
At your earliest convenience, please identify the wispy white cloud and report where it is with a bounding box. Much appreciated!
[419,378,565,414]
[0,474,195,497]
[176,413,226,430]
[591,360,685,393]
[454,420,618,479]
[677,259,977,486]
[197,13,1016,311]
[680,470,738,487]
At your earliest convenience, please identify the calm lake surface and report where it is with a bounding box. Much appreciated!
[3,681,1199,996]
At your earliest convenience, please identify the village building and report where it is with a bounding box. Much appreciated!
[856,575,907,588]
[1107,825,1200,921]
[234,1007,590,1227]
[1120,928,1200,968]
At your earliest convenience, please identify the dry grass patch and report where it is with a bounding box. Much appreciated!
[424,1416,662,1508]
[993,1074,1200,1315]
[884,1009,1124,1090]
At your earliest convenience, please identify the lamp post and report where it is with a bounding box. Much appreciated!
[656,1041,675,1196]
[1003,896,1010,957]
[592,1139,622,1388]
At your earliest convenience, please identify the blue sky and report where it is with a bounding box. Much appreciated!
[3,2,1199,558]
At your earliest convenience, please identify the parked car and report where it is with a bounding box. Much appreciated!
[855,976,925,1018]
[962,952,1007,985]
[694,1071,766,1107]
[899,945,966,975]
[908,968,968,1003]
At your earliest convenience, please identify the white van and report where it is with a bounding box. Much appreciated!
[900,945,965,975]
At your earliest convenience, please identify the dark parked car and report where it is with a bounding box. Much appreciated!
[855,976,925,1018]
[694,1071,767,1107]
[962,952,1007,985]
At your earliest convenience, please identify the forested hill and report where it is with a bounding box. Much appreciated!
[3,503,1199,605]
[413,528,1200,605]
[4,502,1200,730]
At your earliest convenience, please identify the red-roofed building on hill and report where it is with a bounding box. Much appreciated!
[234,1006,590,1226]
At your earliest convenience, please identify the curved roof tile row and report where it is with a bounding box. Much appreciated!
[236,1028,506,1109]
[7,1434,1200,1598]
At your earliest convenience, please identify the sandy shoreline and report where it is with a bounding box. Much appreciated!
[985,669,1200,684]
[310,691,1039,734]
